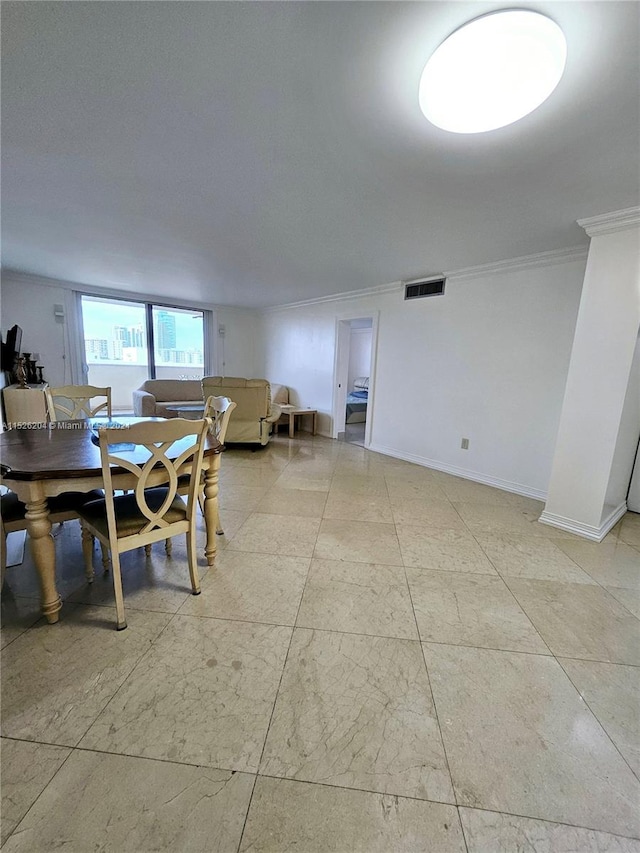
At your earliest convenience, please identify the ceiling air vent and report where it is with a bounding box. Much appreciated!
[404,277,446,300]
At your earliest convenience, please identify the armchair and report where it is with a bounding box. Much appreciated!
[201,377,281,445]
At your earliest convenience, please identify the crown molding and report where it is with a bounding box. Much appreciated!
[265,244,588,312]
[577,207,640,237]
[262,281,402,313]
[444,245,588,282]
[5,240,591,316]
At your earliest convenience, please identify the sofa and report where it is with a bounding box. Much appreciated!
[132,379,204,418]
[201,377,282,445]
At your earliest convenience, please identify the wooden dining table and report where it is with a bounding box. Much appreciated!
[0,417,223,624]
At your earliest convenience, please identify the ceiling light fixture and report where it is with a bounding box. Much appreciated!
[419,10,567,134]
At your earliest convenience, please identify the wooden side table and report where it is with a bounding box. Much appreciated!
[275,406,318,438]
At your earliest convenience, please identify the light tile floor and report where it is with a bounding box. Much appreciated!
[1,434,639,852]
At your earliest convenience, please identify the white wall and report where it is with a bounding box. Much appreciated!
[1,276,74,386]
[260,254,586,497]
[348,327,372,391]
[216,306,261,378]
[1,271,262,390]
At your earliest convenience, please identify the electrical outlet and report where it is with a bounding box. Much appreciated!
[461,438,469,450]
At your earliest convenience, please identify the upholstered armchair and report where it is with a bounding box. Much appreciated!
[132,379,204,418]
[201,377,281,445]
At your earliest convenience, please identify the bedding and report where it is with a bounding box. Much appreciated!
[346,387,368,424]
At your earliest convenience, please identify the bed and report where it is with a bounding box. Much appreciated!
[345,377,369,424]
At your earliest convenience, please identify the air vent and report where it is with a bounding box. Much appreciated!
[404,278,446,300]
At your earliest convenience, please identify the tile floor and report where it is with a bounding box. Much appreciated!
[1,434,639,852]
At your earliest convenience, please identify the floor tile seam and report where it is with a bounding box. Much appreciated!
[71,609,182,751]
[603,589,640,623]
[550,545,640,604]
[454,802,640,843]
[253,770,459,809]
[242,564,316,845]
[456,805,472,853]
[422,638,640,668]
[556,654,640,669]
[58,741,256,776]
[137,609,303,634]
[554,657,640,785]
[292,620,422,643]
[0,734,74,750]
[401,561,459,808]
[463,533,557,657]
[236,553,316,853]
[64,596,188,617]
[497,568,640,633]
[0,618,45,651]
[2,737,77,848]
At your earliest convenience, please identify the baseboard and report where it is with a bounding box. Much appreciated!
[538,502,627,542]
[367,442,547,501]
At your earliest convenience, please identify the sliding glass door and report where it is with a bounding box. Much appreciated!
[81,296,207,413]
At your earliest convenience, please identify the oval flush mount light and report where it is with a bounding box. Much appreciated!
[419,10,567,133]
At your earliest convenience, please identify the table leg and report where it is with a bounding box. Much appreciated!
[289,412,295,438]
[312,412,317,435]
[25,499,61,624]
[203,461,220,565]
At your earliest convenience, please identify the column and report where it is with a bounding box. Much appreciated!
[540,207,640,540]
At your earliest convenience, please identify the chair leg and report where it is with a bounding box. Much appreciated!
[80,523,95,583]
[186,531,201,595]
[100,542,110,573]
[110,550,127,630]
[165,538,172,555]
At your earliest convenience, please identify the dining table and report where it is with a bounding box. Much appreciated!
[0,416,223,624]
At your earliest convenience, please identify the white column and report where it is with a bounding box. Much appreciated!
[540,208,640,540]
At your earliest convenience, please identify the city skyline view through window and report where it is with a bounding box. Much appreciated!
[81,296,207,412]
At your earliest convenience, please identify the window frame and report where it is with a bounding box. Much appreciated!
[75,292,215,382]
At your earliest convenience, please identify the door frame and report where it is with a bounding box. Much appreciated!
[331,311,379,447]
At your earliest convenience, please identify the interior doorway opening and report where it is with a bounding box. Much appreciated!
[333,315,377,447]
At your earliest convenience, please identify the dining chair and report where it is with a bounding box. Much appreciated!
[170,395,236,546]
[77,418,211,630]
[45,385,112,422]
[156,394,236,558]
[200,395,236,533]
[0,469,107,590]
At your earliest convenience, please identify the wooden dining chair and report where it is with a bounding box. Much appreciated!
[156,395,236,558]
[200,395,236,533]
[77,418,211,630]
[45,385,112,422]
[0,470,107,590]
[175,395,236,520]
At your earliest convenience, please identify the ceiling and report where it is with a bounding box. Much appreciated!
[2,1,639,309]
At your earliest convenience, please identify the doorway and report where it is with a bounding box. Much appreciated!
[333,315,377,447]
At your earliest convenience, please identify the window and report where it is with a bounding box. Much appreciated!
[80,296,209,413]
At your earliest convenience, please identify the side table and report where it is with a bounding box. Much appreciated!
[276,405,318,438]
